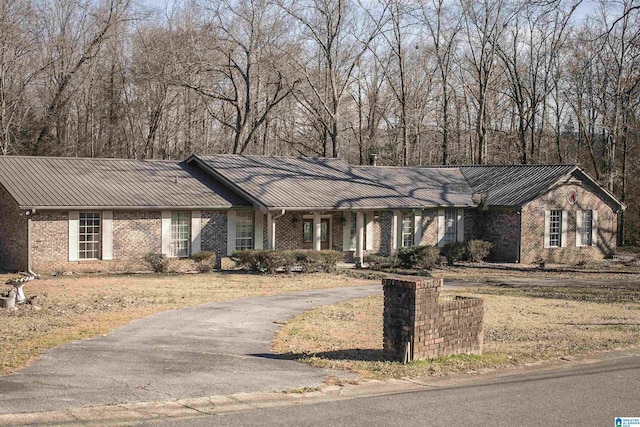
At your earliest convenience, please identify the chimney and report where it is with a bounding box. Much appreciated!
[369,153,378,166]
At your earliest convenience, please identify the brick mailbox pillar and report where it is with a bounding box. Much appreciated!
[383,277,484,362]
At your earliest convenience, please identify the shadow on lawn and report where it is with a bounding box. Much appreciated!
[250,349,388,362]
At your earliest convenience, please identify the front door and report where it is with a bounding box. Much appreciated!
[302,218,330,250]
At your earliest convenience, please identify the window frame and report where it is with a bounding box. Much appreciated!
[235,210,254,251]
[548,210,562,248]
[578,210,593,247]
[443,209,457,244]
[401,211,414,248]
[78,212,101,260]
[170,211,191,258]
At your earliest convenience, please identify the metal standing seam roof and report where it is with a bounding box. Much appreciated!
[0,156,250,209]
[188,155,476,210]
[452,164,579,206]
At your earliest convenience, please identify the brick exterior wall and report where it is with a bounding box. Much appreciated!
[383,278,484,361]
[520,181,618,264]
[272,212,344,251]
[478,208,521,262]
[418,208,439,246]
[0,185,28,271]
[201,211,227,258]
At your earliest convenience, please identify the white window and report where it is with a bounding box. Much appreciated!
[579,210,592,246]
[444,209,457,243]
[236,211,254,250]
[349,212,357,250]
[79,212,101,259]
[401,212,414,247]
[171,212,190,257]
[549,210,562,248]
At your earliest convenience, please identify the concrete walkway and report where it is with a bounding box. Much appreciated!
[0,285,381,415]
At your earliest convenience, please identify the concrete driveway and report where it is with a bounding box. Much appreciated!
[0,284,381,415]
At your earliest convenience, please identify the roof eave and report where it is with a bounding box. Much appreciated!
[20,205,249,211]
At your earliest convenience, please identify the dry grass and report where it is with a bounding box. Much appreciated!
[0,271,374,375]
[272,283,640,380]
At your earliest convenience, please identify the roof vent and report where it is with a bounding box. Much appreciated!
[174,175,179,184]
[369,153,378,166]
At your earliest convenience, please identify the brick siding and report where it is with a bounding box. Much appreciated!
[520,182,617,264]
[383,277,484,361]
[0,185,28,271]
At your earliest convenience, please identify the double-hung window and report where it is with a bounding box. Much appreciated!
[548,210,562,248]
[578,210,593,246]
[235,211,254,250]
[349,212,357,250]
[171,212,190,257]
[443,209,457,244]
[401,212,414,247]
[79,212,101,259]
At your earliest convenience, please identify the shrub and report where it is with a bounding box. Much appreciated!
[231,249,341,274]
[143,252,169,273]
[396,245,441,270]
[191,251,216,272]
[441,242,465,266]
[467,240,493,262]
[364,254,396,271]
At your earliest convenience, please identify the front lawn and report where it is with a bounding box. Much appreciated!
[0,272,374,375]
[272,281,640,380]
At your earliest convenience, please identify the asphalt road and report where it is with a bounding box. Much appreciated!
[0,284,380,414]
[157,354,640,427]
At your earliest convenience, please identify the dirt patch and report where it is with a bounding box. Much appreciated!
[272,283,640,380]
[0,271,375,375]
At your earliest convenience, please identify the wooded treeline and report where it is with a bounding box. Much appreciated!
[1,0,639,244]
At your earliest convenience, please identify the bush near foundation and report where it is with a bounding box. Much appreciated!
[190,251,216,272]
[396,245,441,270]
[441,242,466,266]
[364,255,397,271]
[467,240,493,262]
[231,250,342,274]
[143,252,169,273]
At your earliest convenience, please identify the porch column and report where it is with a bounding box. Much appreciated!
[267,212,276,249]
[356,211,365,263]
[313,212,322,250]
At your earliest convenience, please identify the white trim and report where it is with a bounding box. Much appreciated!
[437,209,445,247]
[226,211,236,255]
[254,212,264,250]
[356,212,365,261]
[313,212,322,250]
[267,212,275,250]
[365,211,374,251]
[391,211,400,253]
[342,211,351,250]
[561,210,568,247]
[413,210,422,246]
[592,210,598,246]
[161,211,171,256]
[456,209,464,243]
[576,210,583,247]
[102,211,113,260]
[544,210,551,249]
[191,211,202,254]
[69,211,79,261]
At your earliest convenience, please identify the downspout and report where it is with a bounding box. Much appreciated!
[516,209,522,264]
[272,209,286,221]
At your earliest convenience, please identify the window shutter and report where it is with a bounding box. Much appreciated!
[575,210,583,247]
[69,211,79,261]
[191,211,202,255]
[413,210,422,246]
[591,210,598,246]
[254,212,264,250]
[457,209,465,243]
[437,209,445,247]
[391,211,400,252]
[543,210,550,249]
[227,211,236,256]
[561,210,568,248]
[342,211,351,251]
[102,211,113,260]
[365,212,374,251]
[161,211,171,256]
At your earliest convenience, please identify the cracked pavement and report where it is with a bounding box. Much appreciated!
[0,284,381,415]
